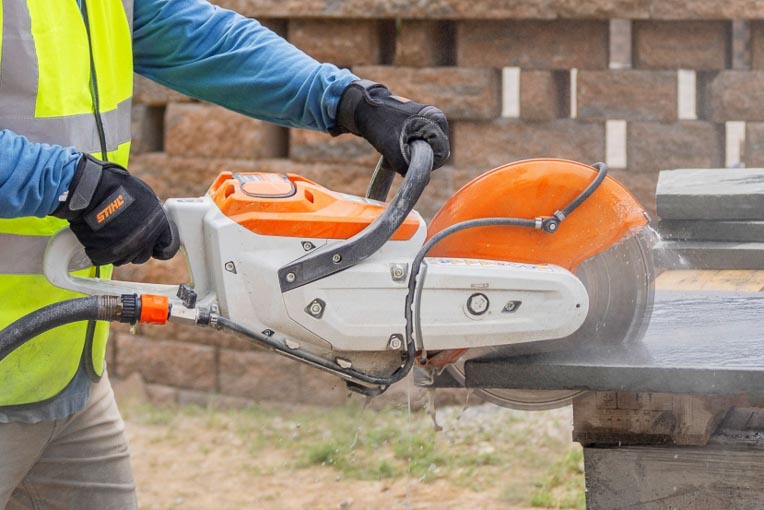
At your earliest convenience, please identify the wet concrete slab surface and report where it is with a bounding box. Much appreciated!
[462,291,764,395]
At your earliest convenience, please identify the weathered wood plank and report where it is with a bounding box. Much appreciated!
[656,270,764,292]
[584,436,764,509]
[654,240,764,270]
[656,169,764,220]
[572,392,738,446]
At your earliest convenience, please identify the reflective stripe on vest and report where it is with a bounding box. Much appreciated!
[1,99,132,154]
[0,0,133,407]
[0,233,49,274]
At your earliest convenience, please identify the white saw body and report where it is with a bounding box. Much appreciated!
[179,195,588,352]
[41,141,654,408]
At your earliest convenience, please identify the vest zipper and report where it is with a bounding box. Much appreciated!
[78,0,105,384]
[78,0,109,161]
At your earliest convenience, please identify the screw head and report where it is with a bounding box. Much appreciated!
[305,298,326,319]
[224,261,236,273]
[302,241,315,251]
[332,254,342,264]
[388,335,403,350]
[390,263,408,281]
[286,272,296,283]
[466,293,490,316]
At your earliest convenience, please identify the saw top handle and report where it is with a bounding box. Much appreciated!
[365,157,396,202]
[278,140,434,292]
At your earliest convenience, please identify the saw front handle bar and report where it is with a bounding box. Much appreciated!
[44,141,433,296]
[277,140,434,292]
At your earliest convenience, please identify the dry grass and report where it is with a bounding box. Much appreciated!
[121,392,584,510]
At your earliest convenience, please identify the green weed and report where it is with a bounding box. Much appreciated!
[125,397,582,502]
[528,446,586,509]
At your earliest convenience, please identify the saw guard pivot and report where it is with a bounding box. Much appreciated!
[427,159,648,271]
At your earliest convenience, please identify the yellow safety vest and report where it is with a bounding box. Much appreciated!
[0,0,133,408]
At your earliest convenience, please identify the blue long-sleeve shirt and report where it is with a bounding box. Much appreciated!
[0,0,357,219]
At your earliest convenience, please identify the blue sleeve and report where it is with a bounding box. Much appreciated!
[132,0,358,131]
[0,130,80,218]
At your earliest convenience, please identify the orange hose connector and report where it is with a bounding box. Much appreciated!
[139,294,169,325]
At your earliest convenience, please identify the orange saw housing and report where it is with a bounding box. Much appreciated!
[209,171,420,240]
[427,159,649,272]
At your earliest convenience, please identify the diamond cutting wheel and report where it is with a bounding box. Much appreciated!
[425,159,656,410]
[445,229,655,410]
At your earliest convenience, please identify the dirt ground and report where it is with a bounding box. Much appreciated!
[119,383,580,510]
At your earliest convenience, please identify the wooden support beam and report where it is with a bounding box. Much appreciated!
[583,437,764,509]
[655,269,764,292]
[572,392,748,446]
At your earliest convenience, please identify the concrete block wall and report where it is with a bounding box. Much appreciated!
[115,1,764,405]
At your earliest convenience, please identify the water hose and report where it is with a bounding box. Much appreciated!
[0,294,166,362]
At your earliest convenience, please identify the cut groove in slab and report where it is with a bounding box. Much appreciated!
[654,240,764,269]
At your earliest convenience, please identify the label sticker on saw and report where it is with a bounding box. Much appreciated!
[430,258,556,271]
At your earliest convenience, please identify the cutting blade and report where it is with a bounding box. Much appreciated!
[425,158,655,410]
[445,228,655,410]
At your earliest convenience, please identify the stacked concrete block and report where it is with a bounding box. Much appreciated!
[578,70,678,121]
[456,20,609,69]
[287,19,390,67]
[394,20,454,67]
[655,169,764,269]
[633,21,730,70]
[454,119,605,170]
[699,71,764,121]
[627,122,725,173]
[519,71,570,121]
[212,0,764,20]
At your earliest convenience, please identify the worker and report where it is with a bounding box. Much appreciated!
[0,1,449,508]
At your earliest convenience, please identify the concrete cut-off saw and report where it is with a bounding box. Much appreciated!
[0,141,655,410]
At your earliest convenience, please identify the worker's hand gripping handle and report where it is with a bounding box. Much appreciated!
[44,226,177,298]
[277,140,434,292]
[43,202,209,301]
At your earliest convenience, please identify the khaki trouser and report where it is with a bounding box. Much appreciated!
[0,373,138,510]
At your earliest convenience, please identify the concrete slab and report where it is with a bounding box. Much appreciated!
[653,240,764,269]
[656,168,764,220]
[657,219,764,242]
[458,291,764,395]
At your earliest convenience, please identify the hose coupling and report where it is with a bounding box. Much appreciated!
[107,294,170,325]
[119,294,140,324]
[535,216,561,234]
[96,295,123,322]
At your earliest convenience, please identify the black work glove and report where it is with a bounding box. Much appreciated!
[53,154,179,266]
[329,79,450,176]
